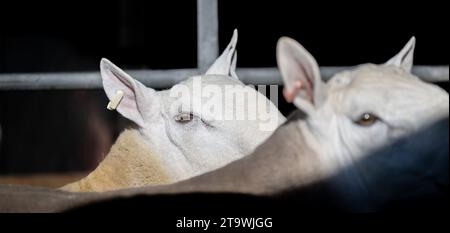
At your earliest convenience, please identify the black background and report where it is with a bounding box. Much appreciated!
[0,0,447,72]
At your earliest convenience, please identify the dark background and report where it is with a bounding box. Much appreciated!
[0,0,447,174]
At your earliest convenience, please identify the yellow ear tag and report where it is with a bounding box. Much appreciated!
[107,90,124,111]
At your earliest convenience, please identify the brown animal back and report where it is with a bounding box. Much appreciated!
[60,129,171,192]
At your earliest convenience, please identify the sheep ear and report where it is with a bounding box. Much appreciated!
[206,29,238,79]
[277,37,325,115]
[100,58,155,127]
[385,36,416,72]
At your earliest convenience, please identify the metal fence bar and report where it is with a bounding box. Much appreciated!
[0,69,198,90]
[237,66,450,85]
[411,66,449,83]
[0,66,447,90]
[197,0,219,73]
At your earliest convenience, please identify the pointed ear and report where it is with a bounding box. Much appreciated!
[277,37,325,115]
[100,58,155,127]
[206,29,238,79]
[385,36,416,72]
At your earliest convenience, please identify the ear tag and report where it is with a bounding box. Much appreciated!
[107,90,124,111]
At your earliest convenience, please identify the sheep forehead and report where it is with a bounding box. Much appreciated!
[183,74,243,86]
[328,64,416,89]
[327,64,427,101]
[325,64,447,123]
[158,75,272,116]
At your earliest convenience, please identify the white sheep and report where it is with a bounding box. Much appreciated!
[277,36,448,176]
[60,30,285,192]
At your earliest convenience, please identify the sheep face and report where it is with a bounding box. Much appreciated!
[100,31,284,181]
[277,37,449,172]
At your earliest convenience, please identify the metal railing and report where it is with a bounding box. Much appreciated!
[0,0,448,90]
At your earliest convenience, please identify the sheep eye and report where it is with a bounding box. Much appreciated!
[174,113,194,123]
[354,113,378,126]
